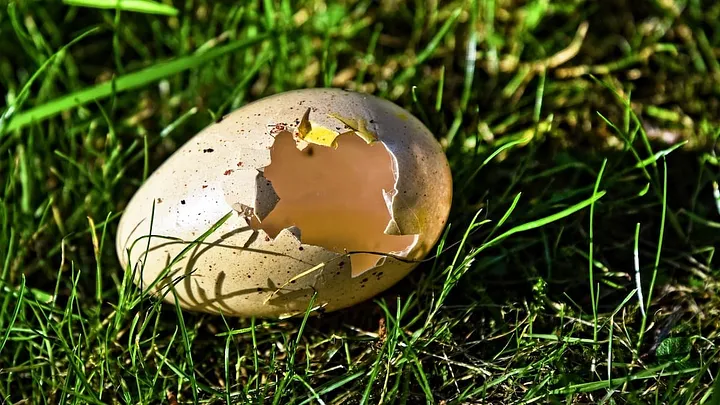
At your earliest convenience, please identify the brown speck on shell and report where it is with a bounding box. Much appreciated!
[203,148,214,153]
[224,169,233,175]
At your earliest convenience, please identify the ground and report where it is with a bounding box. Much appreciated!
[1,0,719,404]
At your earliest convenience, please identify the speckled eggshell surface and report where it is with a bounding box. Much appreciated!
[115,88,452,318]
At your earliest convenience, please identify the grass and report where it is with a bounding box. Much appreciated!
[1,0,719,403]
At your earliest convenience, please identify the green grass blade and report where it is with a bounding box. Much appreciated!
[171,287,198,403]
[0,27,101,137]
[637,157,669,352]
[0,275,24,355]
[6,34,269,132]
[588,159,607,343]
[482,191,607,250]
[63,0,179,16]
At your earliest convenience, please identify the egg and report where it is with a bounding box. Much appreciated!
[115,88,452,318]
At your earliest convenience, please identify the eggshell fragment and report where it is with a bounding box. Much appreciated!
[116,88,452,318]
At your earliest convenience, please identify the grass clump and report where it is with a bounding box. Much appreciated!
[1,0,719,403]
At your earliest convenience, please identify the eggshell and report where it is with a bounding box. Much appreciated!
[115,88,452,318]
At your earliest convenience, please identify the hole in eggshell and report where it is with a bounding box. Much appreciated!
[250,130,417,277]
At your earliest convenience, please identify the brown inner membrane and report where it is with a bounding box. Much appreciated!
[253,130,416,276]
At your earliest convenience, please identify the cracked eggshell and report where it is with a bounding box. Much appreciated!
[115,88,452,318]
